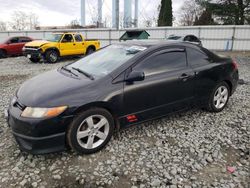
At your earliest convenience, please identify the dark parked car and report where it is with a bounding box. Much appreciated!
[5,41,238,154]
[0,36,33,58]
[167,34,202,46]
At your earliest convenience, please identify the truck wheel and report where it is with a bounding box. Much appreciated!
[29,57,40,63]
[0,49,7,58]
[67,108,114,154]
[45,50,59,63]
[86,47,95,55]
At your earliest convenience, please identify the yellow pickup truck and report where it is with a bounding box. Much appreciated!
[23,32,100,63]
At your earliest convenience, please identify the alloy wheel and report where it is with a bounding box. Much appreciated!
[76,115,109,149]
[213,86,229,109]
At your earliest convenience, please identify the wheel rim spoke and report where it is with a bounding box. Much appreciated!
[86,136,94,149]
[95,118,107,129]
[77,130,89,139]
[214,95,219,101]
[221,97,227,103]
[96,131,106,140]
[215,99,220,108]
[221,89,227,96]
[86,116,94,128]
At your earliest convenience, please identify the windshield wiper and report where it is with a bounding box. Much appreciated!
[72,67,95,80]
[61,66,78,77]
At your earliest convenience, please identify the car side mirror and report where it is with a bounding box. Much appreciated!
[125,71,145,82]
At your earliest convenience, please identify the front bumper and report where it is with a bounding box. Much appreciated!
[12,131,65,154]
[6,100,74,154]
[23,48,43,59]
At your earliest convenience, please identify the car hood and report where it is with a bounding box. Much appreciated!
[25,40,50,47]
[17,69,98,107]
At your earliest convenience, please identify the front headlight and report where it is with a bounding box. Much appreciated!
[21,106,67,118]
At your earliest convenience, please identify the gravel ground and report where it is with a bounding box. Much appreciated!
[0,54,249,188]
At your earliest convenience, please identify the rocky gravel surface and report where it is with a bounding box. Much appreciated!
[0,54,249,188]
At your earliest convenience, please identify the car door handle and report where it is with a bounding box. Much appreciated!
[179,73,191,81]
[82,43,84,45]
[73,43,76,45]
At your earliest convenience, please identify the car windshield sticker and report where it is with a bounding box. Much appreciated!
[126,46,147,54]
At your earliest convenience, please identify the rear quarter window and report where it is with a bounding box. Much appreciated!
[186,47,210,67]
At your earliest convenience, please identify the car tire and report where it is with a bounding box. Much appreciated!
[29,57,40,63]
[205,81,230,112]
[86,47,95,55]
[45,50,59,63]
[67,108,114,154]
[0,49,7,58]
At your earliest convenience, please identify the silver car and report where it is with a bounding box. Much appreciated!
[167,34,202,46]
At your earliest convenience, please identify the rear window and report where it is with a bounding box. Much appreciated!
[74,34,83,42]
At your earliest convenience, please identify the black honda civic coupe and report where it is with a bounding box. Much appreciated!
[6,40,239,154]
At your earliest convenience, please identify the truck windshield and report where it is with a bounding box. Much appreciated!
[67,44,147,78]
[46,34,62,42]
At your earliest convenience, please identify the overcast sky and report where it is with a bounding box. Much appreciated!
[0,0,183,27]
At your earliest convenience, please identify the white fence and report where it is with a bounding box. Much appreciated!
[0,25,250,51]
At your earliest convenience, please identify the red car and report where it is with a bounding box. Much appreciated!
[0,36,33,58]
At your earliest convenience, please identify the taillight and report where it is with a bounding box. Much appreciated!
[232,60,238,70]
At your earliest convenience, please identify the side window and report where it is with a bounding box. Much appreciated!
[186,47,210,67]
[19,37,32,42]
[61,34,73,43]
[134,50,187,76]
[74,34,83,42]
[10,37,19,43]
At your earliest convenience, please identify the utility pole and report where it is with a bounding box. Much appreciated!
[115,0,119,30]
[124,0,132,28]
[134,0,139,27]
[98,0,102,27]
[81,0,86,26]
[112,0,119,29]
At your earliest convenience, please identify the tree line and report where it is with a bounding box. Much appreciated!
[0,0,249,31]
[158,0,250,26]
[0,11,39,31]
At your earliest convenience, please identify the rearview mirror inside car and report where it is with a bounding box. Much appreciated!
[125,71,145,82]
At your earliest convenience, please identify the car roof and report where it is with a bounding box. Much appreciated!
[114,39,199,49]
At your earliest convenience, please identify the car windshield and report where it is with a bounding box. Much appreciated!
[167,35,182,40]
[45,34,62,42]
[67,44,146,78]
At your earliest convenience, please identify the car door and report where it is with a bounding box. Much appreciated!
[186,47,218,104]
[73,34,85,55]
[6,37,20,55]
[17,37,31,54]
[122,47,195,122]
[59,34,76,56]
